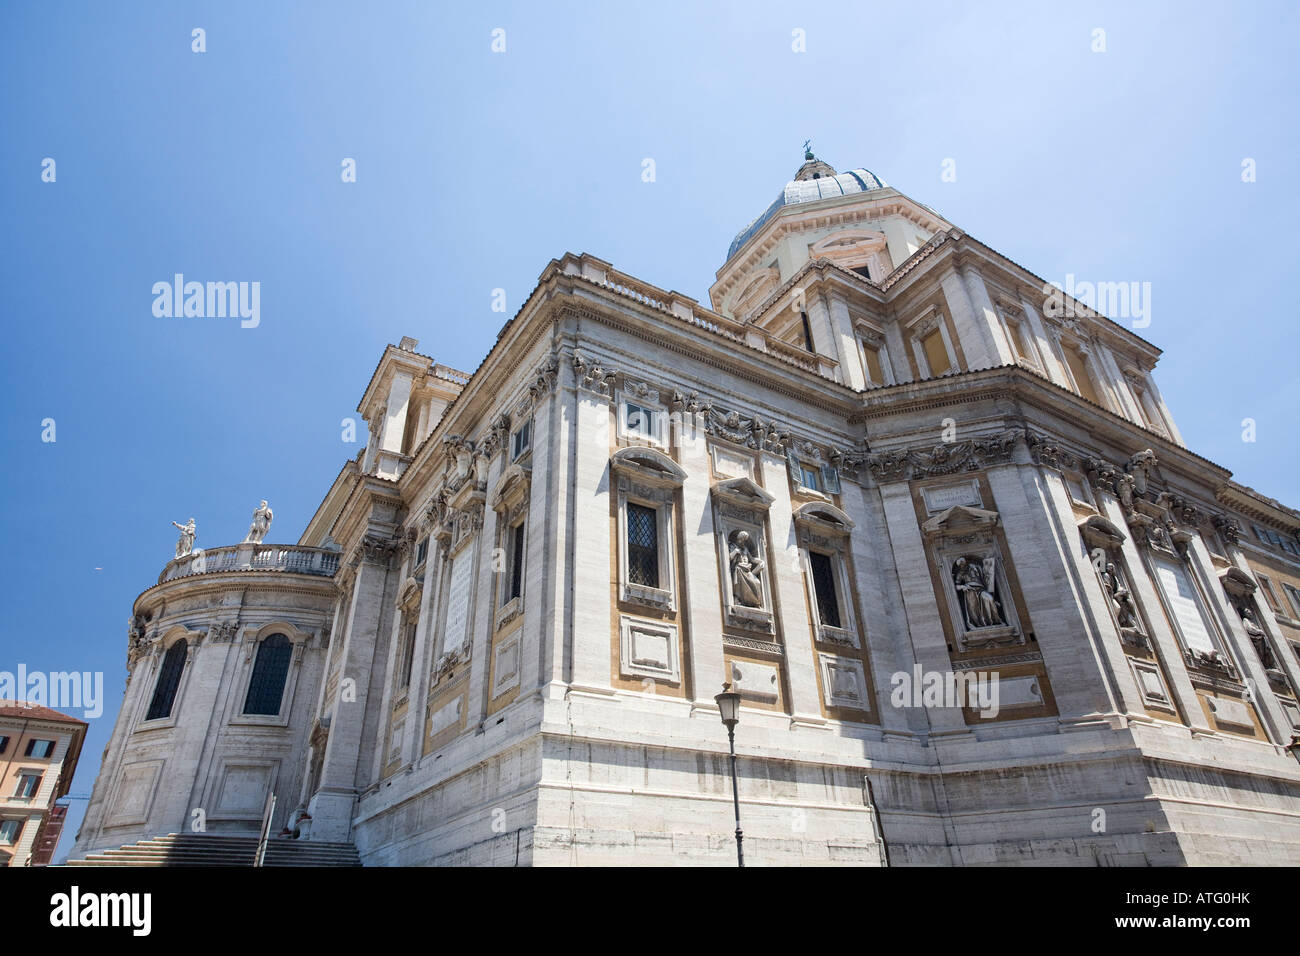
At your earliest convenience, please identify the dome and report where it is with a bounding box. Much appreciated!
[727,161,888,261]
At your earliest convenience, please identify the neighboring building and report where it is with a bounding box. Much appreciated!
[1,703,87,866]
[72,153,1300,866]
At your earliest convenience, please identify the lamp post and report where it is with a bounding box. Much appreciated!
[715,683,744,867]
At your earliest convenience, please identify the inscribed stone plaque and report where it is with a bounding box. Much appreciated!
[443,551,473,654]
[1152,556,1217,657]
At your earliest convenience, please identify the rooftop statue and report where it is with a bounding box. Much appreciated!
[171,518,196,558]
[244,500,274,544]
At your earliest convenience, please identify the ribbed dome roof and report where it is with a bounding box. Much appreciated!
[727,162,888,260]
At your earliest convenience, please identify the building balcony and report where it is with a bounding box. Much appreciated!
[159,543,341,584]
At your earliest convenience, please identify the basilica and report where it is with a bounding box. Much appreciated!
[71,152,1300,866]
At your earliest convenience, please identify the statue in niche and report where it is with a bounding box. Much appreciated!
[728,530,766,608]
[1239,605,1276,669]
[1101,562,1140,631]
[953,555,1005,629]
[171,517,196,558]
[243,500,273,544]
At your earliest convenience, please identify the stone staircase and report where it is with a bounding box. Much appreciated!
[63,833,362,867]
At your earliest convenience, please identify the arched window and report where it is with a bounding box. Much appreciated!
[146,640,187,720]
[243,633,292,715]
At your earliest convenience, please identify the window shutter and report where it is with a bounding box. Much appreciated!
[786,449,802,483]
[821,464,841,495]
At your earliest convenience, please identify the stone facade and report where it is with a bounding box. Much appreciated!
[74,155,1300,865]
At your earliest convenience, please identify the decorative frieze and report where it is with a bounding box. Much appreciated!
[866,429,1021,483]
[573,349,617,396]
[703,404,791,453]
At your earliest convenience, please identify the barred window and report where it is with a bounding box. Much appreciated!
[146,639,187,720]
[627,503,659,588]
[243,633,292,716]
[808,551,842,628]
[508,522,526,601]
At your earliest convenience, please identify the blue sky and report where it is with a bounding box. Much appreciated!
[2,1,1297,861]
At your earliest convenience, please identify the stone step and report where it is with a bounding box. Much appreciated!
[63,833,362,867]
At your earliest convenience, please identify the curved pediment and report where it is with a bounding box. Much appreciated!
[1079,513,1127,551]
[711,476,775,511]
[489,462,532,512]
[611,446,687,487]
[1220,566,1258,598]
[793,501,855,533]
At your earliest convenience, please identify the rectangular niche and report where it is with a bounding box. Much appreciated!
[1206,695,1253,731]
[492,634,521,698]
[818,654,870,711]
[728,659,779,703]
[985,675,1043,710]
[107,760,162,828]
[710,444,755,481]
[211,760,278,821]
[714,511,775,635]
[1129,659,1174,711]
[619,616,680,684]
[921,479,983,515]
[429,695,464,738]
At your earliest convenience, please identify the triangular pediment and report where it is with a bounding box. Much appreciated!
[922,504,999,536]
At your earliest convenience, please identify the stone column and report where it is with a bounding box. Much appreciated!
[402,541,440,766]
[570,386,613,693]
[841,479,919,735]
[308,536,398,841]
[1187,536,1292,743]
[469,455,504,730]
[1018,294,1071,388]
[535,371,574,701]
[960,267,1016,366]
[678,410,726,707]
[827,292,867,390]
[875,479,967,734]
[518,387,554,701]
[805,293,840,379]
[939,269,995,371]
[1109,504,1210,732]
[760,451,824,725]
[987,462,1141,722]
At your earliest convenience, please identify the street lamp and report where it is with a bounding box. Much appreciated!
[715,683,744,867]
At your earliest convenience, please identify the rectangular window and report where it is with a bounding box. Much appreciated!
[800,312,815,352]
[14,773,41,799]
[626,503,659,588]
[511,420,532,460]
[921,329,951,376]
[398,623,416,690]
[862,343,885,386]
[1257,575,1283,613]
[1064,346,1102,405]
[808,551,843,628]
[507,522,526,602]
[625,403,658,440]
[1283,583,1300,619]
[24,739,53,759]
[0,735,8,755]
[800,466,821,492]
[415,537,428,567]
[0,819,22,844]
